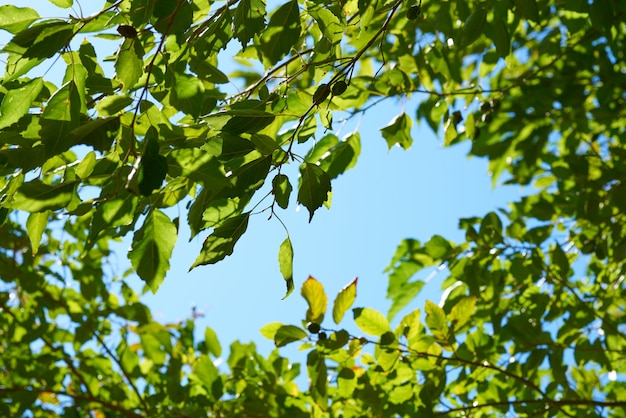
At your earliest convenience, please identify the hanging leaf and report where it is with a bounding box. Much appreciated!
[233,0,266,48]
[26,211,48,255]
[298,163,331,222]
[380,113,413,150]
[460,6,487,48]
[128,209,178,292]
[272,174,292,209]
[278,237,294,299]
[301,276,327,324]
[492,16,510,58]
[332,277,357,324]
[115,39,144,92]
[259,0,301,65]
[190,213,250,269]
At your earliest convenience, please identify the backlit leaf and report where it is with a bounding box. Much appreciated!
[26,211,48,255]
[128,209,178,292]
[298,163,331,222]
[115,39,144,92]
[353,307,390,336]
[259,0,301,65]
[0,77,43,130]
[272,174,292,209]
[279,237,294,299]
[8,180,77,212]
[0,5,39,34]
[301,276,327,324]
[332,277,357,324]
[274,325,307,347]
[190,213,250,269]
[380,113,412,150]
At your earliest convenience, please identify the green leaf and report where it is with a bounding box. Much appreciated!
[461,6,487,48]
[492,17,510,58]
[301,276,327,324]
[425,300,449,342]
[0,5,39,34]
[380,113,412,150]
[424,235,453,259]
[171,73,206,118]
[309,8,342,45]
[332,277,357,324]
[353,307,390,336]
[75,151,96,179]
[272,174,292,209]
[26,211,48,255]
[298,163,331,222]
[204,327,222,358]
[7,180,77,212]
[274,325,308,347]
[318,132,361,179]
[190,213,250,269]
[260,322,283,340]
[0,78,43,130]
[233,0,266,48]
[259,0,301,65]
[41,80,81,122]
[514,0,540,22]
[278,237,294,299]
[115,39,144,92]
[49,0,73,8]
[191,354,218,392]
[95,95,134,116]
[128,209,178,292]
[449,296,476,331]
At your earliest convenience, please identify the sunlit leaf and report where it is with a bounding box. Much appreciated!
[26,211,48,255]
[353,307,390,336]
[128,209,178,292]
[190,213,250,269]
[278,237,294,299]
[332,277,357,324]
[0,5,39,34]
[0,78,43,130]
[301,276,327,324]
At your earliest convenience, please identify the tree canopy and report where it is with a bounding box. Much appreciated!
[1,0,626,416]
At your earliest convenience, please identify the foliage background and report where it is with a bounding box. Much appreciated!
[1,0,625,417]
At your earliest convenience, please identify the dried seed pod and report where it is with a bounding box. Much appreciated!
[331,80,348,96]
[117,25,138,39]
[312,83,331,105]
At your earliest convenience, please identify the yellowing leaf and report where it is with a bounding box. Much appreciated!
[279,237,294,299]
[332,277,357,324]
[301,276,327,324]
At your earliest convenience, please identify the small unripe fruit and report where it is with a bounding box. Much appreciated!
[407,5,421,20]
[331,80,348,96]
[312,83,331,105]
[307,322,321,334]
[117,25,138,39]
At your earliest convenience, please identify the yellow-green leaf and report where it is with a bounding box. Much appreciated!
[332,277,357,324]
[26,211,48,255]
[301,276,327,324]
[279,237,294,299]
[353,307,390,336]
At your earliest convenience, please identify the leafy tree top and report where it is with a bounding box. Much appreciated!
[1,0,626,416]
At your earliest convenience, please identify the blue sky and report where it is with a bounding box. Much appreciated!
[6,1,523,360]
